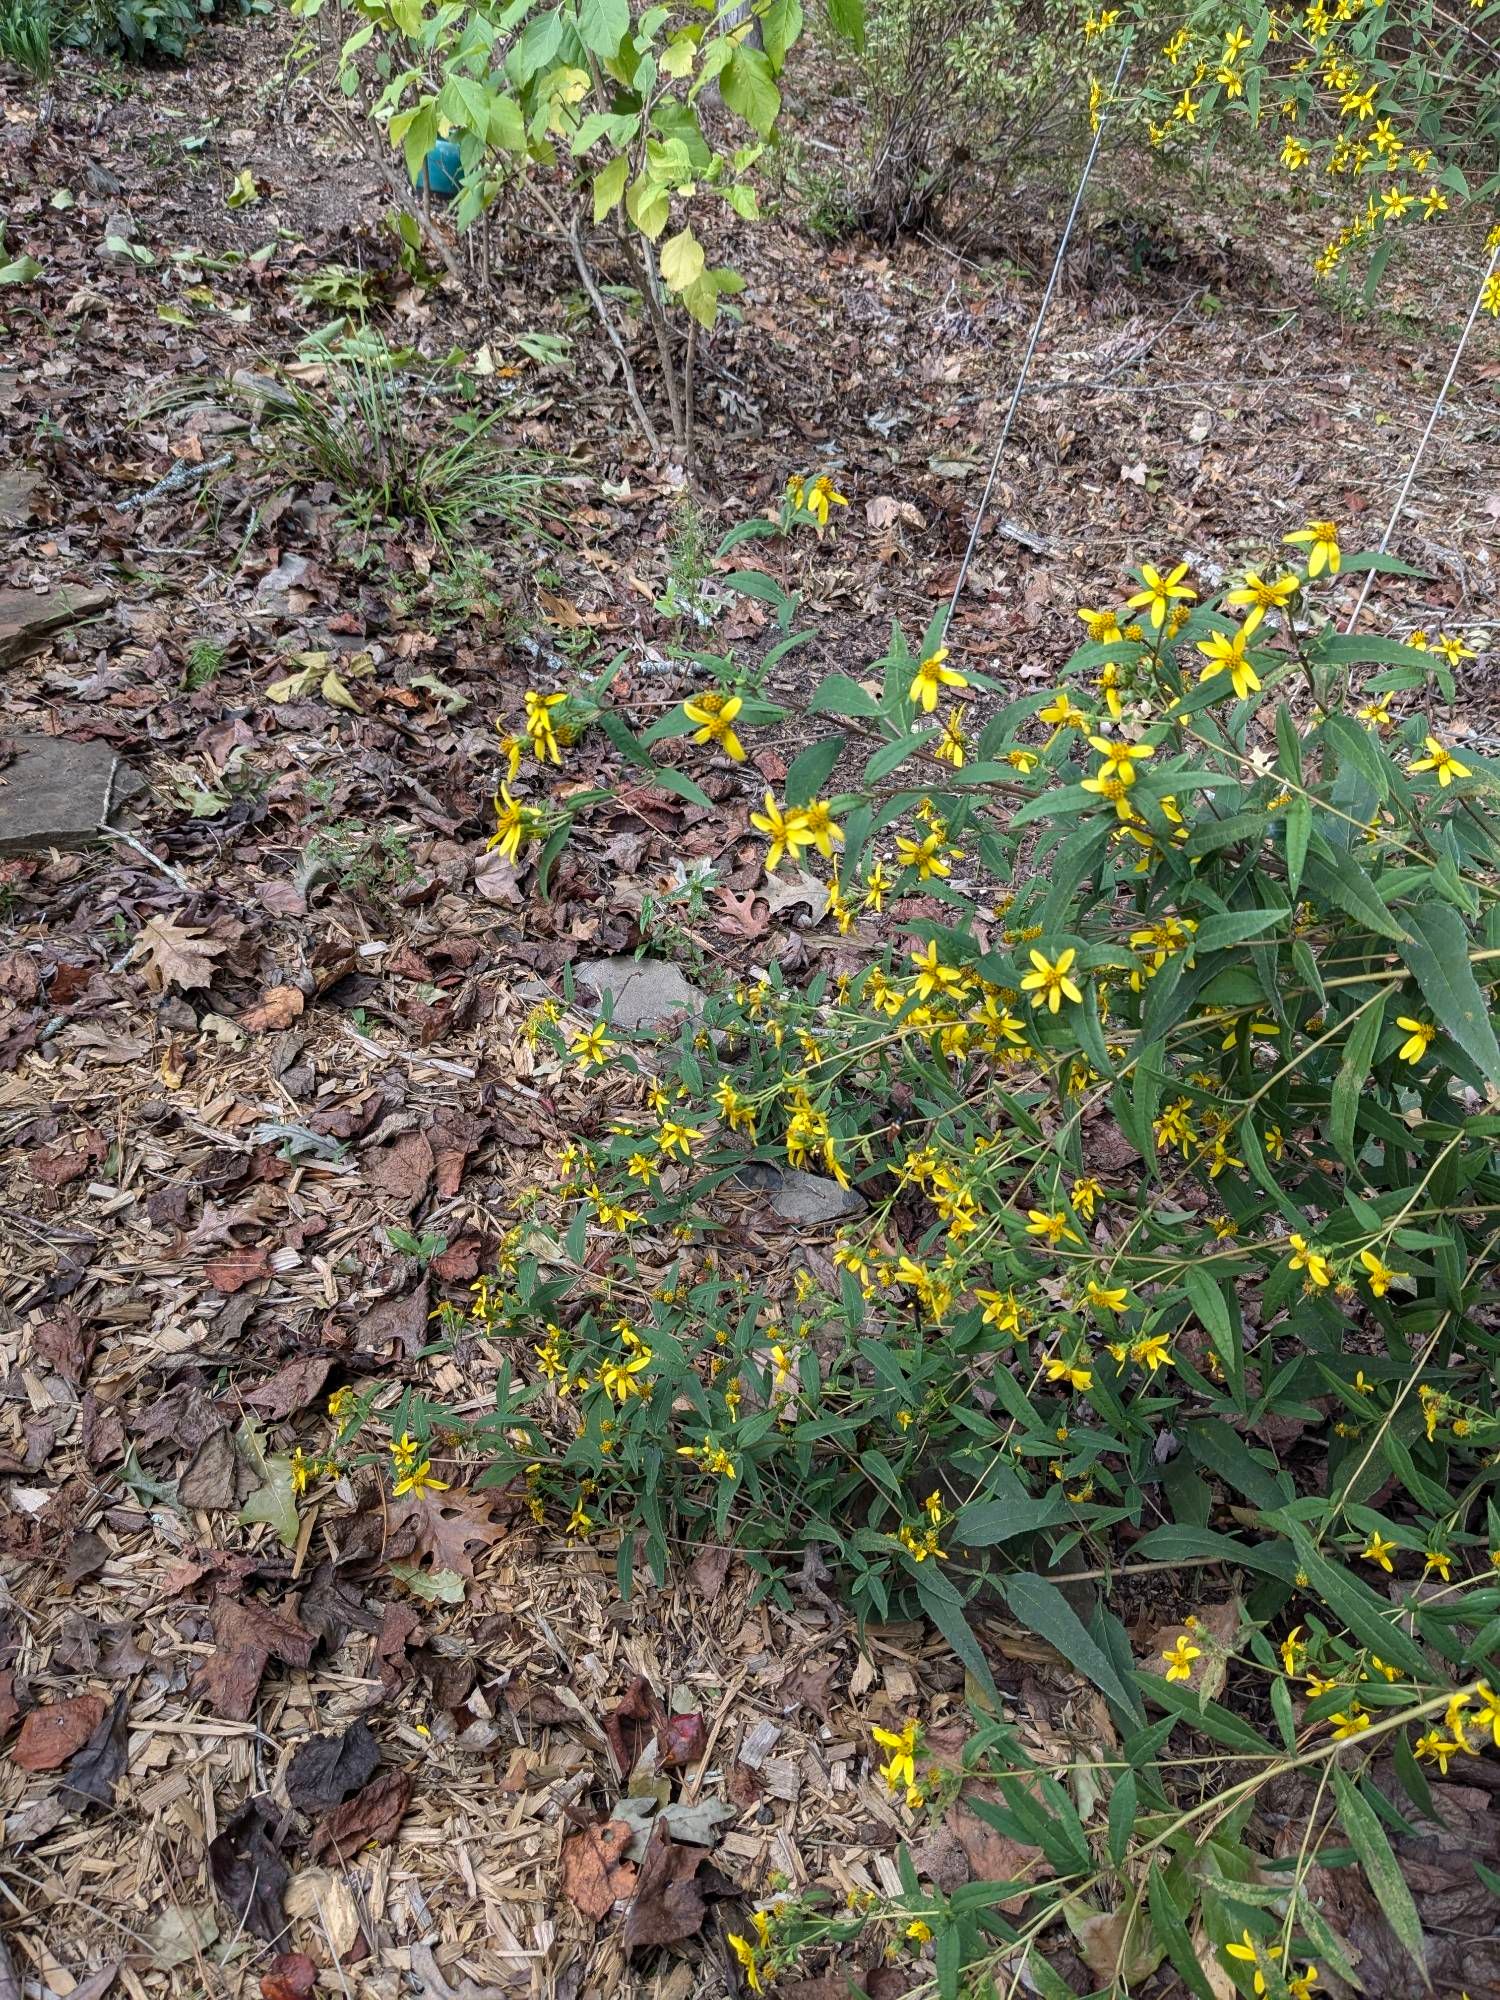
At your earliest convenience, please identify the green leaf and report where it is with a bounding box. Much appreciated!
[913,1563,998,1703]
[1132,1524,1298,1581]
[1284,794,1310,900]
[1399,900,1500,1086]
[592,153,628,220]
[826,0,864,47]
[577,0,629,54]
[0,252,44,284]
[1330,1764,1430,1983]
[784,735,842,806]
[1147,1866,1218,2000]
[1193,907,1289,954]
[1003,1574,1143,1722]
[954,1495,1063,1546]
[649,765,715,812]
[1304,835,1407,942]
[809,672,881,718]
[864,731,932,783]
[720,45,781,134]
[1330,991,1388,1170]
[1288,1536,1430,1677]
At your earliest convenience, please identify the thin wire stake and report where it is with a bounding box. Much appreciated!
[942,33,1133,644]
[1344,239,1500,636]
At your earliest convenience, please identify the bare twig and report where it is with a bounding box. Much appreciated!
[560,208,664,459]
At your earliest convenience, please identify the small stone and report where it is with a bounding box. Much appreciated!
[0,584,113,669]
[0,735,140,857]
[769,1168,864,1225]
[253,554,313,619]
[573,956,706,1033]
[0,465,41,528]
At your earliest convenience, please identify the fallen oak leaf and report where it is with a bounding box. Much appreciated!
[389,1483,517,1578]
[131,916,226,994]
[561,1819,636,1922]
[310,1767,414,1862]
[260,1953,317,2000]
[243,1354,332,1420]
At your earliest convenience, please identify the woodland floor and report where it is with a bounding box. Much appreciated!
[2,14,1500,2000]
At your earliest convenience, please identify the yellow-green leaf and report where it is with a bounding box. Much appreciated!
[593,154,629,222]
[627,172,670,240]
[659,225,705,291]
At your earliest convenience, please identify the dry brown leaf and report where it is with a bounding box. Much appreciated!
[389,1485,514,1578]
[203,1245,273,1295]
[132,916,226,993]
[13,1695,107,1771]
[560,1819,636,1921]
[309,1768,414,1862]
[240,985,305,1032]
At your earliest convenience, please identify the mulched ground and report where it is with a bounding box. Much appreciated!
[2,13,1499,2000]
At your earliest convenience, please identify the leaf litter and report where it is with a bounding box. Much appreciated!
[2,5,1499,1996]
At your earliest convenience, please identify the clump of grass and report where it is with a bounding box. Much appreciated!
[249,354,556,553]
[0,0,59,81]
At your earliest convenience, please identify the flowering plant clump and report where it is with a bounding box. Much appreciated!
[1104,0,1500,294]
[415,513,1500,1986]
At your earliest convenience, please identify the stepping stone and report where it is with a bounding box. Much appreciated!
[0,585,113,670]
[0,465,40,529]
[0,735,141,857]
[573,955,707,1032]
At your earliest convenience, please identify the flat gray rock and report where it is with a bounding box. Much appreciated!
[0,735,140,856]
[573,956,706,1032]
[0,585,114,669]
[770,1167,865,1225]
[734,1159,865,1225]
[0,465,40,528]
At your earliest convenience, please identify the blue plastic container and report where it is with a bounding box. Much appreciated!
[417,139,463,197]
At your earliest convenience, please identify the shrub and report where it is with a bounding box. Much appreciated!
[847,0,1090,240]
[1122,0,1500,293]
[302,0,864,454]
[71,0,260,62]
[379,501,1500,1987]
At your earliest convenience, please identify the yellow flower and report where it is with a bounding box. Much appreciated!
[1130,1331,1174,1373]
[1287,1232,1331,1288]
[1395,1015,1436,1063]
[910,646,968,713]
[1329,1705,1371,1739]
[804,473,846,527]
[1288,1967,1320,2000]
[1044,1354,1094,1392]
[1078,605,1122,642]
[1280,1625,1305,1676]
[1282,134,1310,168]
[1360,1531,1396,1572]
[1414,1730,1457,1774]
[1085,1279,1128,1314]
[683,692,746,762]
[570,1022,614,1072]
[1424,1550,1452,1581]
[1358,1248,1406,1296]
[1020,946,1083,1013]
[1225,1930,1268,1996]
[390,1430,421,1473]
[872,1718,920,1794]
[488,784,533,863]
[1196,624,1262,701]
[933,708,967,768]
[1161,1634,1201,1682]
[1408,735,1471,787]
[909,940,969,1003]
[750,790,811,871]
[524,687,566,765]
[655,1119,701,1159]
[392,1459,450,1499]
[1038,691,1090,732]
[1284,519,1341,576]
[975,1288,1024,1335]
[798,798,844,858]
[566,1499,593,1535]
[727,1928,764,1994]
[1027,1207,1082,1245]
[1434,632,1476,666]
[1088,734,1155,785]
[906,1920,933,1944]
[496,730,523,783]
[1125,560,1196,630]
[1225,571,1298,634]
